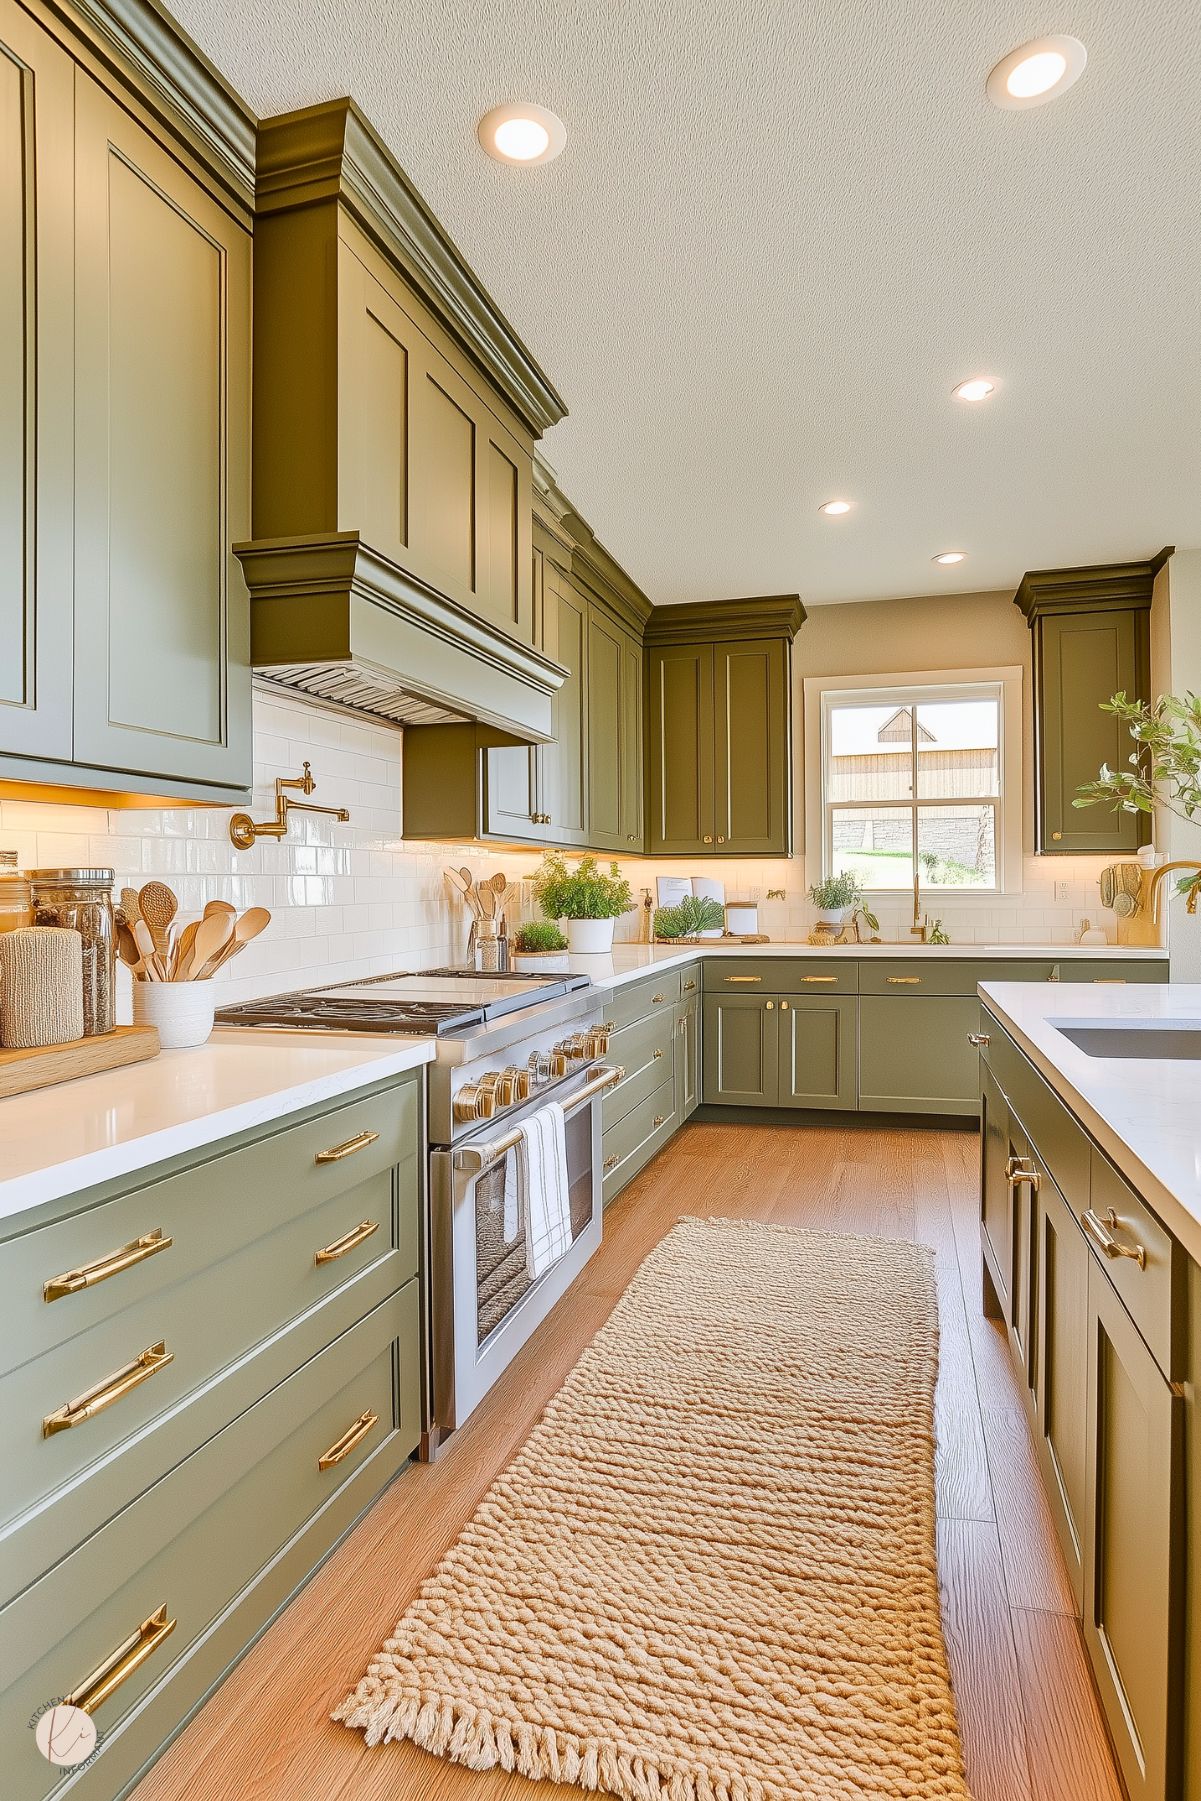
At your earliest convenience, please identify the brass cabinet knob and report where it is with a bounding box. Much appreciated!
[703,835,713,844]
[780,1000,790,1010]
[967,1033,990,1047]
[651,993,665,1004]
[653,1115,666,1128]
[1052,831,1063,840]
[653,1047,664,1059]
[765,1000,775,1010]
[683,978,696,991]
[717,836,725,844]
[603,1153,619,1172]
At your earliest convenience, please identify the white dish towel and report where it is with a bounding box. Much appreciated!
[503,1101,573,1280]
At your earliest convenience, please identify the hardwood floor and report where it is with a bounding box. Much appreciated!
[133,1118,1122,1801]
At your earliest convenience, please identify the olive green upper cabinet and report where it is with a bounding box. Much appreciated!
[245,102,569,744]
[1016,551,1170,854]
[0,0,255,802]
[645,598,802,857]
[0,1,73,764]
[570,509,649,852]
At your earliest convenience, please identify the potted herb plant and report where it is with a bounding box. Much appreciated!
[654,895,726,941]
[511,920,570,972]
[531,852,634,953]
[806,871,879,935]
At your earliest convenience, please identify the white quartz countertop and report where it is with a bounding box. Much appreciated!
[0,1029,436,1225]
[979,981,1201,1265]
[575,939,1167,991]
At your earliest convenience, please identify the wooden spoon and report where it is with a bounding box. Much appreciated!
[139,881,178,962]
[204,906,271,975]
[131,917,165,980]
[204,899,236,918]
[171,918,201,980]
[185,910,234,981]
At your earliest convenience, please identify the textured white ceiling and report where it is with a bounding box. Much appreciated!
[173,0,1201,605]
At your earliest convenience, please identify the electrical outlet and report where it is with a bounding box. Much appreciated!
[748,886,761,901]
[1054,881,1071,903]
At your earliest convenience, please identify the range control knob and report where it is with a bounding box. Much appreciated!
[555,1034,592,1064]
[499,1065,532,1106]
[527,1049,553,1085]
[454,1081,497,1123]
[585,1026,611,1059]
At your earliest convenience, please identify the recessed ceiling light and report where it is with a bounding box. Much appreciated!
[952,378,995,403]
[932,551,967,566]
[477,103,566,165]
[987,36,1087,109]
[818,499,852,516]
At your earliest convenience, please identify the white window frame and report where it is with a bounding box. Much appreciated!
[803,667,1023,897]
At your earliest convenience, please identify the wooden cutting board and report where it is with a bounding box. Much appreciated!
[0,1024,160,1099]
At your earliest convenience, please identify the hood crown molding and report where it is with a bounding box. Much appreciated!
[1015,548,1174,621]
[645,594,806,644]
[254,98,567,438]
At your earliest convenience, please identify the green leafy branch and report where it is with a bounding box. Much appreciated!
[1074,690,1201,895]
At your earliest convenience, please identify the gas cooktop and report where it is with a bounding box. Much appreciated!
[214,967,590,1037]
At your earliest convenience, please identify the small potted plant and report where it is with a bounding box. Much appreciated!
[654,894,726,941]
[511,920,570,972]
[531,851,634,953]
[806,864,882,936]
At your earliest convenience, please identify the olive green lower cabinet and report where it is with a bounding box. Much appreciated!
[977,1014,1192,1801]
[600,972,681,1204]
[0,1071,423,1801]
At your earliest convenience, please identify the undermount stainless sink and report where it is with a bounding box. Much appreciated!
[1056,1020,1201,1060]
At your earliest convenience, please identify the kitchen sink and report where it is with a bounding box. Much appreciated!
[1056,1020,1201,1060]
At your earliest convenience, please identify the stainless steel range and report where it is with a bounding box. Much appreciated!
[217,968,620,1454]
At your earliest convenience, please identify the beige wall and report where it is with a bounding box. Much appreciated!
[794,588,1034,850]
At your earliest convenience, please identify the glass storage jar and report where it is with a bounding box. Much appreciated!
[29,869,116,1037]
[0,852,32,934]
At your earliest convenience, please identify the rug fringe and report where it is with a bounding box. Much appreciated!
[332,1687,763,1801]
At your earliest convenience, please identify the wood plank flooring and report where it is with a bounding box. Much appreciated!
[133,1118,1122,1801]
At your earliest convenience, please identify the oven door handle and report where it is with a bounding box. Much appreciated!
[452,1066,624,1176]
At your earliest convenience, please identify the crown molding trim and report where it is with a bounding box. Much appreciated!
[644,594,807,644]
[1014,548,1173,621]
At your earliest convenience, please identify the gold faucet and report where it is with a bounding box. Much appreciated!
[910,864,930,943]
[1146,860,1201,923]
[228,761,351,850]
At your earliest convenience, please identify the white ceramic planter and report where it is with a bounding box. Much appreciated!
[814,905,851,929]
[565,917,616,954]
[512,950,571,973]
[132,980,216,1049]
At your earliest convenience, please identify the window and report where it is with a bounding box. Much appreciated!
[804,670,1022,893]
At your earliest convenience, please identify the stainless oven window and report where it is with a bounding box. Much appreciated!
[474,1103,594,1348]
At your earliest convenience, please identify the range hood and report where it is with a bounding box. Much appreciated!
[238,533,566,743]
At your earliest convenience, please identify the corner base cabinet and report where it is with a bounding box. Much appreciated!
[977,1009,1193,1801]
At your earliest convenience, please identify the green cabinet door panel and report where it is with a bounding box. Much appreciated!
[1184,1261,1201,1801]
[1083,1261,1182,1801]
[702,994,776,1106]
[71,75,251,789]
[0,3,74,761]
[1006,1113,1037,1387]
[858,995,981,1115]
[713,637,790,854]
[541,573,588,843]
[1038,608,1148,854]
[620,626,644,847]
[586,608,624,848]
[647,642,715,853]
[1033,1169,1090,1610]
[485,741,540,839]
[777,996,856,1109]
[980,1062,1013,1314]
[675,992,700,1120]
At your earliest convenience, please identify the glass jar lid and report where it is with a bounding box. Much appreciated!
[29,868,115,887]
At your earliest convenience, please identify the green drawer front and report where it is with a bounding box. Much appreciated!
[859,994,981,1115]
[604,969,685,1032]
[677,967,701,1000]
[1088,1149,1183,1380]
[2,1282,419,1801]
[860,959,1056,996]
[4,1078,420,1374]
[703,958,858,995]
[1054,960,1168,984]
[601,1076,676,1204]
[981,1018,1090,1209]
[603,1009,676,1130]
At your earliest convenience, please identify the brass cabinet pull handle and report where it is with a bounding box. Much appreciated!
[801,975,837,983]
[886,976,922,985]
[967,1033,990,1047]
[651,993,665,1004]
[603,1153,619,1171]
[43,1342,175,1438]
[44,1229,173,1302]
[66,1605,176,1716]
[653,1047,664,1059]
[1005,1156,1041,1193]
[725,975,762,983]
[1082,1207,1147,1270]
[314,1128,380,1164]
[683,978,696,991]
[318,1409,379,1470]
[314,1219,379,1264]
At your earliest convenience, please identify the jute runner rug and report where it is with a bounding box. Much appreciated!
[336,1216,970,1801]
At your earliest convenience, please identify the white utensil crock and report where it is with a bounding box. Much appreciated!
[132,980,215,1049]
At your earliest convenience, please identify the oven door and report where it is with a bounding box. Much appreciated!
[428,1064,619,1447]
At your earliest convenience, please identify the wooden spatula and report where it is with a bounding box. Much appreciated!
[205,906,271,975]
[186,910,234,981]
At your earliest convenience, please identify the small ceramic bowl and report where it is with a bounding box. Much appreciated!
[132,980,216,1049]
